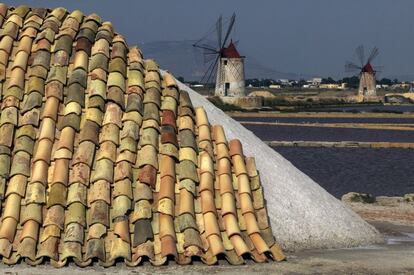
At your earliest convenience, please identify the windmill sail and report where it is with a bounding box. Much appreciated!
[193,13,246,99]
[345,45,380,101]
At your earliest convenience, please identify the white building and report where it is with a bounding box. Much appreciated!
[215,41,246,97]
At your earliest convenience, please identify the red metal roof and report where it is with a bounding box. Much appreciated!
[221,40,242,58]
[362,62,374,73]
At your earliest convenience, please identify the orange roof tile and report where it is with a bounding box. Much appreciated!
[0,4,285,267]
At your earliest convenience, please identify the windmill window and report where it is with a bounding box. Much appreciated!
[224,60,228,65]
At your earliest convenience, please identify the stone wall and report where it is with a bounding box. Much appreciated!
[220,95,263,109]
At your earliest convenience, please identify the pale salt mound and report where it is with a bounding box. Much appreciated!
[177,78,383,251]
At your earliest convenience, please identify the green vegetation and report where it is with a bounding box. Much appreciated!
[245,76,401,89]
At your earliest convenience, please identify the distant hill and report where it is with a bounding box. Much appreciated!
[139,40,309,81]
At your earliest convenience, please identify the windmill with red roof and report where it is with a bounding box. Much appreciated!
[345,45,381,101]
[193,13,246,97]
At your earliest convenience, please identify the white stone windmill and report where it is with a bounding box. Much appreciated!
[346,45,381,101]
[193,13,246,97]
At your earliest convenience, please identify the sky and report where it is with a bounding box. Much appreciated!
[5,0,414,80]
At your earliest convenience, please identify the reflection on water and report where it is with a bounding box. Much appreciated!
[276,147,414,198]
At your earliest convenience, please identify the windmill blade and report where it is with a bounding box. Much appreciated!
[216,15,222,50]
[193,33,212,49]
[193,18,221,51]
[221,12,236,49]
[367,47,379,63]
[203,51,219,64]
[202,54,220,85]
[193,43,218,53]
[202,48,219,56]
[355,45,365,66]
[374,68,382,78]
[200,58,215,83]
[373,65,383,73]
[345,61,362,72]
[193,43,218,64]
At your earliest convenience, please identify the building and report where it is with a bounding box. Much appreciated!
[269,84,281,89]
[318,83,347,89]
[215,41,246,97]
[358,63,376,99]
[319,83,340,89]
[309,78,322,86]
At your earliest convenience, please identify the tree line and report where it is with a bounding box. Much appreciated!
[245,77,401,88]
[178,76,402,89]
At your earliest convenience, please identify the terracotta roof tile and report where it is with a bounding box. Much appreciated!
[0,4,284,267]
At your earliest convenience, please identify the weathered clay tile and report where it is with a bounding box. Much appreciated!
[179,147,198,166]
[178,115,194,132]
[75,37,92,55]
[178,160,198,182]
[68,69,87,87]
[136,144,158,168]
[128,69,144,89]
[143,87,161,107]
[89,53,108,72]
[141,118,160,132]
[89,200,109,226]
[91,159,114,183]
[143,102,160,122]
[163,72,177,88]
[162,87,179,100]
[54,35,72,54]
[109,57,126,76]
[138,164,157,189]
[76,28,95,43]
[107,71,125,91]
[95,28,112,43]
[160,126,178,146]
[111,40,127,60]
[178,129,197,151]
[125,93,143,113]
[107,86,125,108]
[0,5,284,267]
[140,127,159,148]
[129,62,145,75]
[88,97,105,113]
[144,59,158,72]
[161,96,177,115]
[21,91,43,113]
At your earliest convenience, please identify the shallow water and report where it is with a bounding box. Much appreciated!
[243,124,414,143]
[234,116,414,124]
[275,147,414,197]
[308,104,414,113]
[240,115,414,197]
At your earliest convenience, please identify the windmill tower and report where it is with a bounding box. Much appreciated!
[193,13,246,97]
[345,45,381,101]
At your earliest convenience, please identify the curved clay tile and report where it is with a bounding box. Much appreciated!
[0,4,285,267]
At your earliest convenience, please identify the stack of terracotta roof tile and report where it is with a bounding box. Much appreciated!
[0,4,285,267]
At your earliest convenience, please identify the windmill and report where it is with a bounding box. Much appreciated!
[193,13,246,97]
[345,45,381,101]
